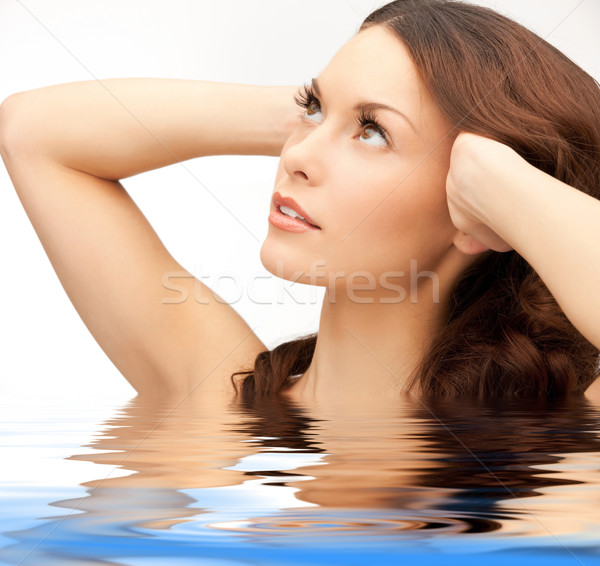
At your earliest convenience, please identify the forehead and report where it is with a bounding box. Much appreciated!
[318,25,448,136]
[324,26,418,92]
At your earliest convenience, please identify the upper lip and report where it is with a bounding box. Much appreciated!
[272,191,321,229]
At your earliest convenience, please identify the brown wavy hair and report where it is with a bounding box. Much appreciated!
[232,0,600,398]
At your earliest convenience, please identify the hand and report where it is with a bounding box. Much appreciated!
[446,132,517,254]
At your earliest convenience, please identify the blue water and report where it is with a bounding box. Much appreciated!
[1,394,599,565]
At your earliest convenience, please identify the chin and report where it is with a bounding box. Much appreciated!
[259,238,329,286]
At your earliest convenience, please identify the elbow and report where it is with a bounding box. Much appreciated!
[0,91,42,161]
[0,93,27,158]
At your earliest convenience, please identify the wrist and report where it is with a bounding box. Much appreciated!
[269,85,300,156]
[455,135,527,225]
[474,144,548,249]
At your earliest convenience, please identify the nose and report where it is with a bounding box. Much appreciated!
[280,122,331,186]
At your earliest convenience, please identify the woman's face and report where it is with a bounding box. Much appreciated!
[260,25,459,289]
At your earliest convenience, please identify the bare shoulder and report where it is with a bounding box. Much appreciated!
[175,280,268,397]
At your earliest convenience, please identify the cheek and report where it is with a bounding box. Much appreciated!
[332,158,449,234]
[332,158,455,270]
[328,167,394,229]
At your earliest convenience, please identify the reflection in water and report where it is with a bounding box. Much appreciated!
[1,394,600,564]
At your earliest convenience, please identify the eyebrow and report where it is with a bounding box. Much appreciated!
[311,78,416,133]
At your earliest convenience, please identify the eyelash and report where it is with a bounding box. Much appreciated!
[293,84,391,147]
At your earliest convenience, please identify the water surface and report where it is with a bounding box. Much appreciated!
[1,393,599,565]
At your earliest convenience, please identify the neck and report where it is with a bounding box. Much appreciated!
[284,276,449,406]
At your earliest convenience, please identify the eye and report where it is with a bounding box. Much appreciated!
[355,109,390,148]
[294,84,323,123]
[305,101,323,122]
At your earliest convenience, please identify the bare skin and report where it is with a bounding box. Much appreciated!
[0,80,298,400]
[0,25,599,403]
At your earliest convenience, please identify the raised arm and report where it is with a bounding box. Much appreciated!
[0,79,299,397]
[446,132,600,394]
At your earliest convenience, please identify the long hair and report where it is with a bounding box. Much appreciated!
[233,0,600,398]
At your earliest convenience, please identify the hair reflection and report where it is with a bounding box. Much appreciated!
[406,396,600,534]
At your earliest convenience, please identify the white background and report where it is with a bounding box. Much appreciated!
[1,0,598,401]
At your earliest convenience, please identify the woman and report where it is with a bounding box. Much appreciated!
[1,0,599,402]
